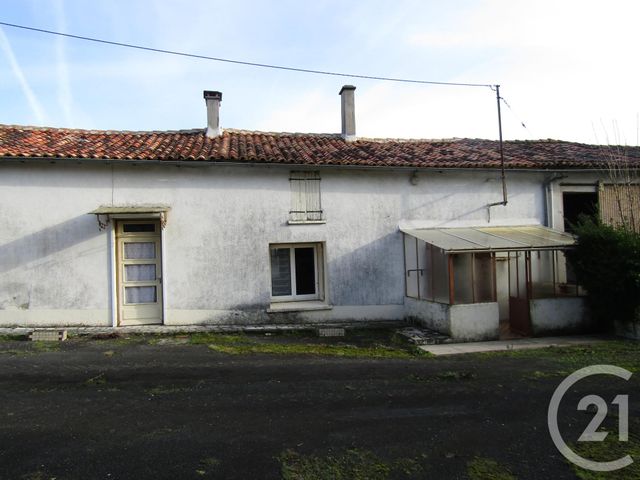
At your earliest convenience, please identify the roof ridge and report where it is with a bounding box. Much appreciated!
[0,124,206,136]
[2,123,634,148]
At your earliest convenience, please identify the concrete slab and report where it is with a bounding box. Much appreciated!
[419,335,610,356]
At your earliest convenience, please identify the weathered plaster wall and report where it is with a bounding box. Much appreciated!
[0,162,551,327]
[530,297,590,336]
[449,303,500,341]
[0,166,111,326]
[404,297,450,334]
[404,298,499,341]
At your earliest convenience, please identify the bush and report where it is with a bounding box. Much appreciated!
[566,219,640,328]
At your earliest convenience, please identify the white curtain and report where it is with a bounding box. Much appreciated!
[124,242,155,259]
[125,264,156,282]
[125,286,156,304]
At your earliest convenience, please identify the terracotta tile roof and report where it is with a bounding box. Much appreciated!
[1,124,639,170]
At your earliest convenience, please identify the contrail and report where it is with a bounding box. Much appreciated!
[0,26,46,123]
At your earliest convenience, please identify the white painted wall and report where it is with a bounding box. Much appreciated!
[404,297,449,334]
[0,162,556,327]
[450,303,500,341]
[530,297,590,336]
[404,297,499,341]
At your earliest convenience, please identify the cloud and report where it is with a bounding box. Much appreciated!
[0,26,46,123]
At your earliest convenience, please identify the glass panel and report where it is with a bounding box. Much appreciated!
[453,254,473,304]
[125,264,156,282]
[123,223,156,233]
[125,286,156,304]
[531,250,559,298]
[270,248,292,296]
[124,242,156,259]
[473,253,494,302]
[404,235,419,299]
[295,247,316,295]
[432,247,449,304]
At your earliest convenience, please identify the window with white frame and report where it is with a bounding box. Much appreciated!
[289,171,323,223]
[270,243,324,301]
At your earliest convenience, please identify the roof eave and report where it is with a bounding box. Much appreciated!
[0,155,621,172]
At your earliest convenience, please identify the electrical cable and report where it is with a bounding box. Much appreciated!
[0,20,494,88]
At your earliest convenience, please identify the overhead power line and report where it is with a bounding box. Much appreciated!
[0,20,494,88]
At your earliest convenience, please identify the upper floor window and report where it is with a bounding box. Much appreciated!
[289,171,324,223]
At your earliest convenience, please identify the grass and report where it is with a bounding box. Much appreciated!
[466,457,516,480]
[279,448,422,480]
[477,340,640,376]
[206,338,419,359]
[0,334,27,342]
[569,419,640,480]
[0,340,62,355]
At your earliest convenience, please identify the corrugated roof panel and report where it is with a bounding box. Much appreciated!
[401,225,575,253]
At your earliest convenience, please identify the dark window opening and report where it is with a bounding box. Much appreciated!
[294,247,316,295]
[562,192,598,233]
[123,223,156,233]
[563,192,597,284]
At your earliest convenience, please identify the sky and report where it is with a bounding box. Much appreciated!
[1,0,640,144]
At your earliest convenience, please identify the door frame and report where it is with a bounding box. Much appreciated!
[507,250,533,336]
[112,218,165,326]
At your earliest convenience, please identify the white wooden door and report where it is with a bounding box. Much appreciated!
[116,220,163,325]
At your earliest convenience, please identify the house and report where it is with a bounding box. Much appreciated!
[1,86,638,340]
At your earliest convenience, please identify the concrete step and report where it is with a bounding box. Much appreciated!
[395,327,452,345]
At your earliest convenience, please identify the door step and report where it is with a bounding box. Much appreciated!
[395,327,452,345]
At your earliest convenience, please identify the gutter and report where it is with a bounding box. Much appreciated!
[0,155,628,174]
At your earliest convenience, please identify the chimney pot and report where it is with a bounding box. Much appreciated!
[339,85,356,141]
[203,90,223,138]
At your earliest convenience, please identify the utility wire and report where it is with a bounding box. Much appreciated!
[491,85,528,132]
[500,96,528,130]
[0,20,494,89]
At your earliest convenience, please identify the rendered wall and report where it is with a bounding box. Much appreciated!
[529,297,590,336]
[449,303,500,341]
[404,297,450,334]
[0,162,549,327]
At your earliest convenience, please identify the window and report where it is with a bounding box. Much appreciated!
[270,243,324,301]
[289,171,323,223]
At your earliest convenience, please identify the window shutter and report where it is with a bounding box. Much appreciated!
[290,171,322,222]
[305,172,322,221]
[290,174,305,222]
[599,183,640,232]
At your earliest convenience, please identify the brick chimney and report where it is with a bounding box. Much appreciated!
[203,90,222,138]
[339,85,356,141]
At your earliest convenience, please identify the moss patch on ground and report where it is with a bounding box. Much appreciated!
[0,334,28,342]
[0,340,61,355]
[207,341,419,358]
[279,448,422,480]
[476,340,640,376]
[569,419,640,480]
[466,457,516,480]
[203,332,425,359]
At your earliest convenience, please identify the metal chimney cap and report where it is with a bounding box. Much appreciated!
[203,91,222,100]
[339,85,356,95]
